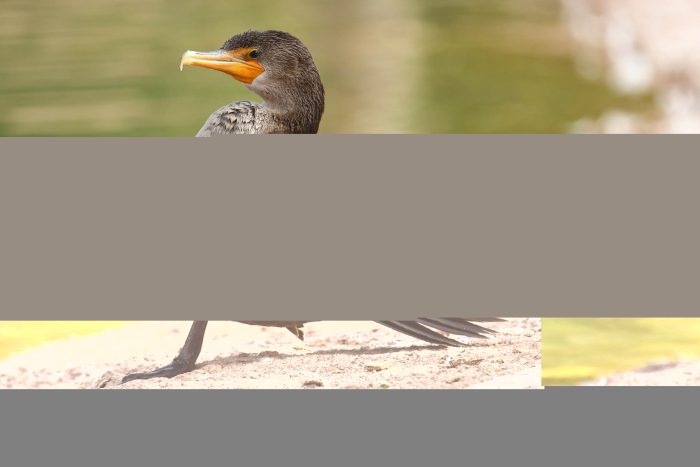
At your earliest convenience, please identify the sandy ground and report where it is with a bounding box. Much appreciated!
[0,319,540,389]
[580,360,700,386]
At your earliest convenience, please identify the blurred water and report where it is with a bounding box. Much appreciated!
[563,0,700,133]
[0,0,651,135]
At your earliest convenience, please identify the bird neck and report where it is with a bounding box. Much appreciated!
[248,77,324,133]
[264,100,324,134]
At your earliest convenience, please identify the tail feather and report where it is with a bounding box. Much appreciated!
[237,319,504,345]
[377,318,504,346]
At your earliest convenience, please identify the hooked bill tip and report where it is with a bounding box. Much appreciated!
[179,50,192,71]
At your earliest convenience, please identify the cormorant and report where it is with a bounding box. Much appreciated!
[180,30,324,135]
[118,32,503,385]
[122,319,504,383]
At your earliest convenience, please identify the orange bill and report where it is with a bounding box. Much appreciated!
[180,48,265,84]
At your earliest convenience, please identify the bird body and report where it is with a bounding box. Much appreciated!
[117,31,505,385]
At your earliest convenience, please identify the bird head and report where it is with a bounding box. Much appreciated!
[180,30,324,114]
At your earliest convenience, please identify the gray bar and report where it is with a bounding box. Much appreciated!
[1,389,698,467]
[1,136,699,319]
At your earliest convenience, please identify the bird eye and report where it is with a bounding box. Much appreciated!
[249,50,259,59]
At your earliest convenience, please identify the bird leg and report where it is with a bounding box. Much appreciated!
[285,323,304,340]
[122,321,208,384]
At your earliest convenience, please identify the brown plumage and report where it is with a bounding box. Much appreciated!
[121,319,504,383]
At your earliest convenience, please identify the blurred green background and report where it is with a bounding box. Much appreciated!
[0,0,652,135]
[543,318,700,385]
